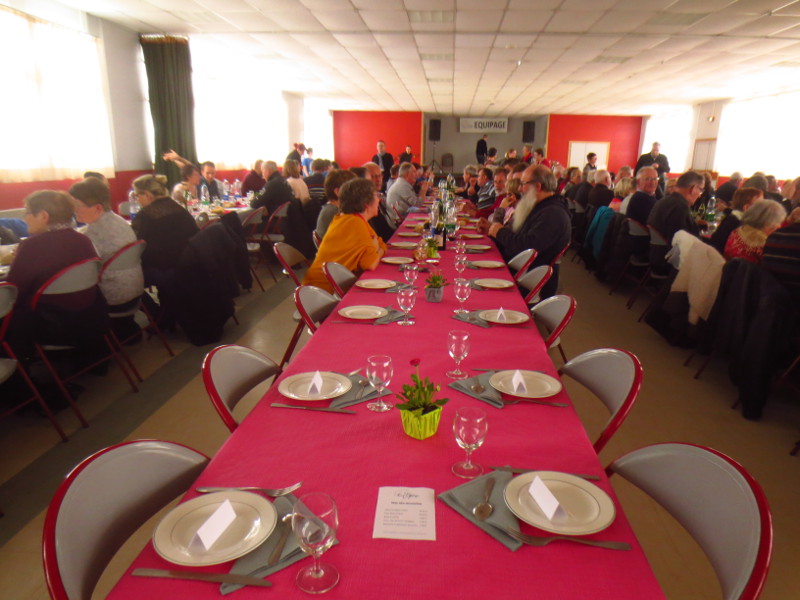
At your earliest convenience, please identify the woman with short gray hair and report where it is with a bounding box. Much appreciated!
[724,199,787,263]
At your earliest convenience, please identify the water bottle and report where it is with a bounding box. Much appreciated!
[705,196,716,222]
[233,178,242,201]
[223,179,230,201]
[201,185,211,209]
[127,189,139,219]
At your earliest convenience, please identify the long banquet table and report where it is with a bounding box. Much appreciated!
[108,213,665,599]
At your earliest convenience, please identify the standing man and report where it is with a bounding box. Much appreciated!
[582,152,598,181]
[398,145,414,164]
[371,140,394,191]
[635,142,670,193]
[476,134,488,165]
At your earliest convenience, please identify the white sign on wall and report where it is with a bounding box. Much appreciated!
[459,118,508,133]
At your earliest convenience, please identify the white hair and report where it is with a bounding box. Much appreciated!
[511,188,537,232]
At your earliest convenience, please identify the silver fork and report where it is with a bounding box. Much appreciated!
[195,481,303,497]
[494,525,630,551]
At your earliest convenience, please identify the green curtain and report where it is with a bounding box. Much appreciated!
[140,36,198,187]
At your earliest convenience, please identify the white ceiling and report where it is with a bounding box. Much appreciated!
[60,0,800,116]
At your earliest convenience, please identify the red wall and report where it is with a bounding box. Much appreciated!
[547,114,644,174]
[333,111,423,169]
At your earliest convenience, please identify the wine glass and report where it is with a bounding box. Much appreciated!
[446,329,470,380]
[453,278,471,315]
[292,493,339,594]
[397,287,417,326]
[455,239,467,255]
[454,254,468,276]
[403,264,418,287]
[366,354,393,412]
[452,406,487,479]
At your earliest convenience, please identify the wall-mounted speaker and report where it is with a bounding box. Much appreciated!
[522,121,536,143]
[429,119,441,142]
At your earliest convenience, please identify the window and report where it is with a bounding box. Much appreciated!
[0,6,114,183]
[640,107,694,174]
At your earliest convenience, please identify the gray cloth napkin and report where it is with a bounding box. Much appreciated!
[468,279,485,291]
[448,371,503,409]
[438,472,522,551]
[451,311,490,328]
[385,282,412,293]
[375,306,413,325]
[221,495,306,594]
[329,374,393,409]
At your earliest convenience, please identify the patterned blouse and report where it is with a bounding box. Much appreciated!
[84,211,144,306]
[724,226,767,264]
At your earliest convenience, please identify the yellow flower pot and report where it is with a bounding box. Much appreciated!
[400,407,442,440]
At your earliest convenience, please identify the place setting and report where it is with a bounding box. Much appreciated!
[449,367,566,410]
[466,259,505,269]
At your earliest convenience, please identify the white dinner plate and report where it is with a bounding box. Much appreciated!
[390,241,418,249]
[337,305,389,320]
[278,371,353,400]
[474,278,514,289]
[470,260,504,269]
[397,232,420,237]
[461,225,477,230]
[468,218,480,223]
[488,369,562,398]
[461,233,484,239]
[466,244,491,251]
[153,491,277,566]
[478,309,530,325]
[503,471,615,535]
[404,223,421,229]
[0,266,9,278]
[356,279,396,290]
[381,256,414,265]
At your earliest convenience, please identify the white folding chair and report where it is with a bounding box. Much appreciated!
[202,344,280,432]
[607,443,772,600]
[294,285,339,333]
[507,248,537,282]
[322,262,356,299]
[43,440,209,600]
[0,283,68,441]
[516,264,552,306]
[100,240,174,359]
[274,242,310,287]
[529,294,576,363]
[559,348,642,453]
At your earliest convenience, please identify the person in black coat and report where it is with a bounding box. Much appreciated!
[371,140,394,190]
[251,161,295,215]
[476,135,488,164]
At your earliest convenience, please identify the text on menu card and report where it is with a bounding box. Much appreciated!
[372,487,436,541]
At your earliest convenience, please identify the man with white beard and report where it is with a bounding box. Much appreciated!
[477,164,571,298]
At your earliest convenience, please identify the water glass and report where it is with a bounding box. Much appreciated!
[446,329,470,380]
[455,239,467,255]
[397,287,417,326]
[454,254,468,276]
[453,278,471,315]
[292,493,340,594]
[366,354,393,412]
[403,264,418,287]
[452,407,488,479]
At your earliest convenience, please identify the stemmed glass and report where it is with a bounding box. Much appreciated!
[366,354,393,412]
[454,254,468,276]
[292,492,339,594]
[452,406,488,479]
[397,287,417,326]
[455,239,467,255]
[403,264,418,287]
[446,329,470,379]
[453,278,471,315]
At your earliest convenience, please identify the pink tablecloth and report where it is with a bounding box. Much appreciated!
[109,215,665,599]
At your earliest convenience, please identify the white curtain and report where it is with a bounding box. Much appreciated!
[191,37,288,170]
[640,107,694,174]
[0,7,114,183]
[303,98,335,162]
[716,92,800,181]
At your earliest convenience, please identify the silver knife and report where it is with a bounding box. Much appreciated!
[133,568,272,587]
[490,466,601,481]
[267,517,292,567]
[270,403,356,414]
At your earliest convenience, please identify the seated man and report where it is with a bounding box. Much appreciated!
[624,167,659,226]
[470,167,495,210]
[251,160,294,215]
[199,161,226,200]
[714,171,743,206]
[364,162,397,240]
[647,170,704,272]
[387,162,429,221]
[304,158,328,206]
[242,159,266,197]
[762,207,800,299]
[385,164,400,193]
[477,165,571,298]
[588,169,614,209]
[464,168,507,219]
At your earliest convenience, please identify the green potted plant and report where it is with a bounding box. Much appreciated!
[424,268,448,302]
[425,236,439,259]
[396,359,449,440]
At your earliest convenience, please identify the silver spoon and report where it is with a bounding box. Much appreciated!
[473,477,495,521]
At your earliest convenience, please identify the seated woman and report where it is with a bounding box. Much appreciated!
[724,199,787,264]
[710,187,763,254]
[284,159,310,204]
[171,163,201,207]
[70,177,144,338]
[316,169,356,241]
[302,178,387,294]
[132,174,199,322]
[5,190,100,353]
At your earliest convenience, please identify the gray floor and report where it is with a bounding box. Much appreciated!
[1,257,798,599]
